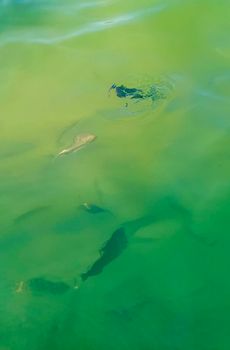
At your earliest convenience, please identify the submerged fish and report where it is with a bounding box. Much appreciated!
[28,277,70,295]
[0,142,35,159]
[57,133,96,157]
[81,227,127,281]
[109,78,173,106]
[14,206,49,224]
[109,84,144,99]
[15,280,25,294]
[79,202,107,214]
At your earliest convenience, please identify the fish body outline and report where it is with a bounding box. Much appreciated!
[57,133,96,157]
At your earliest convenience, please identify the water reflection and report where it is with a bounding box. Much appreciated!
[0,3,167,46]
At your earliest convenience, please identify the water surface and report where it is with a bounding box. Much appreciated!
[0,0,230,349]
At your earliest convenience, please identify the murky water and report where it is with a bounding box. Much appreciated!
[0,0,229,349]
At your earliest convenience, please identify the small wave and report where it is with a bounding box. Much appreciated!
[38,0,111,15]
[0,3,167,46]
[196,88,229,102]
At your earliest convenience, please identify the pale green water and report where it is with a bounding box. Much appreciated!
[0,0,230,349]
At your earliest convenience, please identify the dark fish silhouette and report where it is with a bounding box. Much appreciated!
[28,277,70,295]
[109,84,144,99]
[14,206,49,224]
[81,227,127,281]
[109,79,173,105]
[79,202,107,214]
[0,142,35,159]
[79,195,198,283]
[107,299,151,322]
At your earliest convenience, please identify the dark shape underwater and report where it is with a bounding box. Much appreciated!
[109,84,145,100]
[14,206,49,224]
[109,79,173,104]
[79,202,107,214]
[81,227,127,281]
[28,277,70,295]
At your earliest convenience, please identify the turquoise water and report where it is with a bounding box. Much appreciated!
[0,0,230,349]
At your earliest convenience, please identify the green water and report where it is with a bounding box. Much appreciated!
[0,0,230,349]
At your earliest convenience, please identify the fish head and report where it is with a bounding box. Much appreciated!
[57,148,70,156]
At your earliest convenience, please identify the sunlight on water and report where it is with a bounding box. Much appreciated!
[0,0,230,349]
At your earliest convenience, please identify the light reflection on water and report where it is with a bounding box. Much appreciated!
[0,3,167,46]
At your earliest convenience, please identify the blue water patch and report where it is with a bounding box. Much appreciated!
[0,2,167,46]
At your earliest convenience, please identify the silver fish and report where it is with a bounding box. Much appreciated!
[57,133,96,157]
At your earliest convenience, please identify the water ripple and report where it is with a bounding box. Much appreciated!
[0,3,167,46]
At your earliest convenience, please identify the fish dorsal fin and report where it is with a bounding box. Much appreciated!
[72,133,96,148]
[73,135,82,145]
[74,133,93,144]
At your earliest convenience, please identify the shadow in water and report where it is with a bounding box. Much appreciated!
[28,277,70,295]
[81,227,127,281]
[14,206,49,224]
